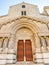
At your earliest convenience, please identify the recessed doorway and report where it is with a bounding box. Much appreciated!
[17,40,33,61]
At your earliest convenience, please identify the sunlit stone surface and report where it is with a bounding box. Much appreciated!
[0,2,49,65]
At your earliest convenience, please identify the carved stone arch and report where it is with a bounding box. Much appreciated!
[8,17,42,61]
[9,17,40,34]
[9,17,41,56]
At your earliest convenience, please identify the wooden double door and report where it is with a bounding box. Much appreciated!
[17,40,33,61]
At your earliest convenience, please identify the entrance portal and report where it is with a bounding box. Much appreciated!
[17,40,33,61]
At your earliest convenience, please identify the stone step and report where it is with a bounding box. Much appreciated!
[0,61,45,65]
[6,63,44,65]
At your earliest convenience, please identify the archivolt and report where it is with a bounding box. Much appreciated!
[9,17,40,34]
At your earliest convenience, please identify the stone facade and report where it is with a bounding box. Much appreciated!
[0,2,49,65]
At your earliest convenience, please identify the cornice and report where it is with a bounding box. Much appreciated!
[0,14,8,18]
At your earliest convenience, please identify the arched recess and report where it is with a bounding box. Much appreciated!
[9,18,39,61]
[9,17,40,50]
[9,17,40,61]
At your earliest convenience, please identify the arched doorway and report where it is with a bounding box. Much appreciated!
[15,27,35,61]
[9,16,40,62]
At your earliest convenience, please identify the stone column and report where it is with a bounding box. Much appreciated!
[0,37,4,51]
[0,37,2,48]
[34,33,40,62]
[1,37,4,48]
[14,38,17,62]
[41,37,46,48]
[8,34,15,49]
[46,36,49,47]
[3,37,8,49]
[34,33,40,48]
[31,35,35,52]
[44,36,48,46]
[7,34,16,64]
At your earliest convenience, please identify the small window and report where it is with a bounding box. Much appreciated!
[24,11,26,15]
[21,11,26,15]
[22,5,25,8]
[21,11,23,15]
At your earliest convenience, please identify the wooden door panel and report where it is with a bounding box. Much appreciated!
[26,57,33,61]
[17,40,24,61]
[25,40,33,61]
